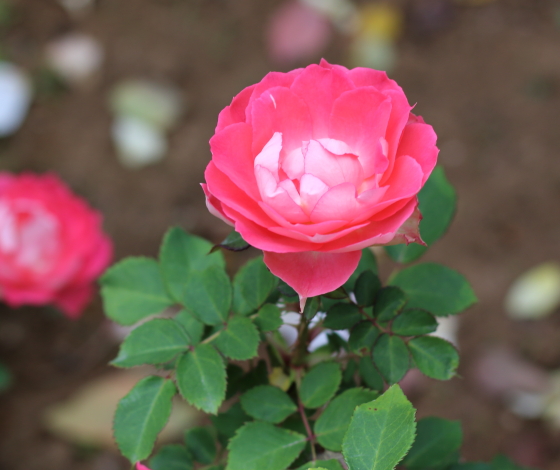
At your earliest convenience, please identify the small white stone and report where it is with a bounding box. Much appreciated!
[111,116,167,169]
[110,80,183,132]
[0,62,32,137]
[505,262,560,320]
[46,33,104,83]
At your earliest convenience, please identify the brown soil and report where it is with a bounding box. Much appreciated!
[1,0,560,469]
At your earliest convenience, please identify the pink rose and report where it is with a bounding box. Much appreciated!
[136,464,150,470]
[0,173,112,318]
[203,60,438,307]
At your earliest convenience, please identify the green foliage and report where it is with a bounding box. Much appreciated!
[213,315,260,360]
[390,263,477,316]
[183,265,232,325]
[374,286,407,322]
[101,257,174,325]
[254,303,282,332]
[344,248,378,292]
[175,309,205,344]
[149,444,193,470]
[112,319,190,367]
[403,417,463,469]
[300,362,342,408]
[0,363,11,392]
[211,403,250,442]
[408,336,459,380]
[233,256,278,315]
[315,387,379,451]
[176,344,226,414]
[342,385,416,470]
[354,270,381,307]
[359,356,384,391]
[240,385,297,423]
[185,427,216,464]
[114,376,176,463]
[372,334,410,384]
[160,227,225,303]
[386,166,456,263]
[215,229,250,252]
[349,322,380,353]
[323,303,362,330]
[391,309,438,336]
[226,421,306,470]
[297,461,344,470]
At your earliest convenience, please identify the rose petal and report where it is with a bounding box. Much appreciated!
[209,122,260,200]
[310,182,360,223]
[54,283,93,319]
[347,67,403,93]
[299,173,329,214]
[290,63,354,138]
[254,131,283,179]
[201,183,235,226]
[304,140,364,188]
[397,118,439,184]
[248,86,313,157]
[263,250,362,311]
[216,84,256,132]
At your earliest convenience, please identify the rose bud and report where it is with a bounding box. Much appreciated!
[0,173,112,318]
[202,60,438,309]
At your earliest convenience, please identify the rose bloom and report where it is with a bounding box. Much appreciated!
[136,464,150,470]
[203,60,438,307]
[0,173,112,318]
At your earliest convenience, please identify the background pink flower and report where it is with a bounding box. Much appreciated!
[0,172,112,318]
[203,60,438,306]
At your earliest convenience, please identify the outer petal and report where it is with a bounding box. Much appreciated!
[397,117,438,184]
[290,63,354,138]
[209,123,260,200]
[263,250,362,311]
[216,84,256,132]
[54,283,93,319]
[137,464,151,470]
[347,67,402,93]
[201,183,235,226]
[248,86,313,157]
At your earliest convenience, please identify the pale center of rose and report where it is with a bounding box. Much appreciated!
[253,132,388,224]
[0,199,61,273]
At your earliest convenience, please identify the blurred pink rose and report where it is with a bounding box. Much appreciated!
[267,1,332,64]
[0,173,112,318]
[136,464,150,470]
[203,60,438,307]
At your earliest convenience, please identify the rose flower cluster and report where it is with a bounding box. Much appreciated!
[203,60,438,307]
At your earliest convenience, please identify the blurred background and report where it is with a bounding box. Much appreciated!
[1,0,560,469]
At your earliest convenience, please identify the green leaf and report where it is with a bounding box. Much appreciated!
[175,309,205,345]
[372,334,410,384]
[211,403,251,442]
[240,385,297,423]
[374,287,407,322]
[342,384,416,470]
[403,417,462,469]
[491,455,534,470]
[390,263,477,316]
[185,427,216,465]
[114,376,176,463]
[297,460,344,470]
[451,464,491,470]
[183,265,232,325]
[0,363,11,392]
[300,362,342,408]
[386,166,456,263]
[304,296,321,321]
[354,270,381,307]
[149,444,193,470]
[344,249,378,291]
[101,257,174,325]
[391,309,438,336]
[315,387,379,451]
[215,230,250,252]
[159,227,225,303]
[213,315,260,360]
[176,344,226,414]
[359,356,384,391]
[348,322,380,353]
[233,257,278,315]
[226,421,306,470]
[408,336,459,380]
[323,303,362,330]
[343,359,358,384]
[112,319,190,367]
[254,303,282,332]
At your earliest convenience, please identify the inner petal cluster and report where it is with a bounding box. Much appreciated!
[254,132,388,226]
